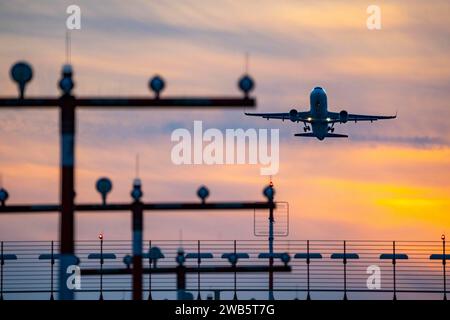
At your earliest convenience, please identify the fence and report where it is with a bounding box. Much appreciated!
[0,239,447,300]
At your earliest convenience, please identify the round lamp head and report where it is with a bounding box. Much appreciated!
[10,62,33,98]
[176,248,185,265]
[0,188,9,205]
[149,75,165,98]
[197,186,210,203]
[131,178,143,201]
[228,254,238,265]
[148,247,164,260]
[263,185,275,200]
[123,255,132,268]
[238,74,255,96]
[59,64,74,94]
[96,177,112,194]
[281,253,291,264]
[96,177,112,204]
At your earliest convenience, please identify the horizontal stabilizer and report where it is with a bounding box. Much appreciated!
[294,133,315,137]
[294,133,348,138]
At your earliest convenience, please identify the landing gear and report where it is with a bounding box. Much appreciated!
[327,124,335,133]
[303,123,311,132]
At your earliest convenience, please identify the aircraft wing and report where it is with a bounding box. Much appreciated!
[328,111,397,123]
[245,111,312,122]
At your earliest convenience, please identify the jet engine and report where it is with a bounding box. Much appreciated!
[289,109,298,122]
[339,110,348,123]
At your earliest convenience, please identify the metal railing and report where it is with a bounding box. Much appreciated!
[0,239,448,300]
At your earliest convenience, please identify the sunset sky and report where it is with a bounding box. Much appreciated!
[0,0,449,242]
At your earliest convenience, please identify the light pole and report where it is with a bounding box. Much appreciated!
[263,183,275,300]
[0,61,256,300]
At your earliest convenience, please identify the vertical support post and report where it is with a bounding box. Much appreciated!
[1,241,3,300]
[443,235,447,301]
[233,240,237,300]
[343,240,347,300]
[197,240,201,300]
[306,240,311,300]
[176,250,186,300]
[99,236,104,300]
[50,241,54,300]
[176,267,186,300]
[268,186,274,300]
[148,240,152,300]
[59,94,76,300]
[132,201,144,300]
[393,241,397,301]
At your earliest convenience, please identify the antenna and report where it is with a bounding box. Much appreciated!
[242,52,251,113]
[65,30,71,64]
[135,153,140,178]
[245,52,249,74]
[238,54,255,98]
[179,229,183,247]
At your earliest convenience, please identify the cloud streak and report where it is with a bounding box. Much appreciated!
[0,0,449,241]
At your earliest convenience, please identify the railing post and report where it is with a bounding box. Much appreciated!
[0,241,3,300]
[443,235,447,301]
[266,184,275,301]
[343,240,347,300]
[307,240,311,300]
[197,240,201,300]
[393,241,397,301]
[50,241,54,300]
[148,240,152,300]
[233,240,238,300]
[99,235,104,300]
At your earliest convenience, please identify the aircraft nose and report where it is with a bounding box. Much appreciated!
[312,86,326,94]
[311,87,326,97]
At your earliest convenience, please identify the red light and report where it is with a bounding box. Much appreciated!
[98,233,103,240]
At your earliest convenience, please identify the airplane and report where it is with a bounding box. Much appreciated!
[245,86,396,140]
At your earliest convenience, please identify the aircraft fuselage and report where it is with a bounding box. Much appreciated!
[309,87,329,140]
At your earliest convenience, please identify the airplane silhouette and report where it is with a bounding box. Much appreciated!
[245,87,396,140]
